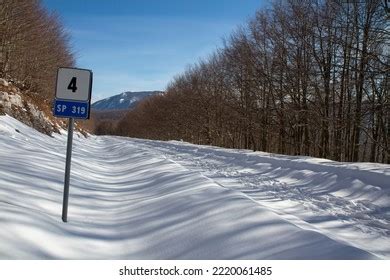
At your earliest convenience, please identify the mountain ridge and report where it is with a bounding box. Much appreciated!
[92,91,164,111]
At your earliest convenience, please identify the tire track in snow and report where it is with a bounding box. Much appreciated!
[129,139,390,258]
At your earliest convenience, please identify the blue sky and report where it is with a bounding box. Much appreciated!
[43,0,265,102]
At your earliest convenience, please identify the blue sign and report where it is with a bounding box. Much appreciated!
[54,99,90,119]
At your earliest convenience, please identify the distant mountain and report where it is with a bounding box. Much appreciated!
[92,91,163,111]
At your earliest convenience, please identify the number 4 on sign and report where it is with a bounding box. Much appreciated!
[67,77,77,93]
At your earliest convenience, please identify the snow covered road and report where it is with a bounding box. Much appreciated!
[0,116,388,259]
[131,139,390,259]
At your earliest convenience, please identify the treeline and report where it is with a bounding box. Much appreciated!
[0,0,74,97]
[115,0,389,163]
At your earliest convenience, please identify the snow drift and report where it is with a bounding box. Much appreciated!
[0,115,388,259]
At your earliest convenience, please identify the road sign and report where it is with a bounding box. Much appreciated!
[54,99,90,119]
[53,67,93,223]
[55,67,92,102]
[54,67,92,120]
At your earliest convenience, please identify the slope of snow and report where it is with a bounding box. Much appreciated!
[0,86,60,135]
[130,139,390,259]
[92,91,163,111]
[0,115,388,259]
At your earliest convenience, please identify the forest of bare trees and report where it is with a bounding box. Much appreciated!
[115,0,389,163]
[0,0,74,98]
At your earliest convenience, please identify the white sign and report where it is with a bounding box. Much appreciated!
[55,67,92,102]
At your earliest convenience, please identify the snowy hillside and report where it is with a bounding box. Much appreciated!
[0,115,389,259]
[0,78,64,135]
[92,91,163,111]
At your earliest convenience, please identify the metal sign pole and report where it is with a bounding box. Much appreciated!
[54,67,92,222]
[62,118,74,222]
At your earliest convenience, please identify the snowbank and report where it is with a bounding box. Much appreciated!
[0,116,385,259]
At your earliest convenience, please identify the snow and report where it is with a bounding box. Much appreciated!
[92,91,163,111]
[0,91,23,109]
[0,115,388,259]
[0,78,9,87]
[130,140,390,259]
